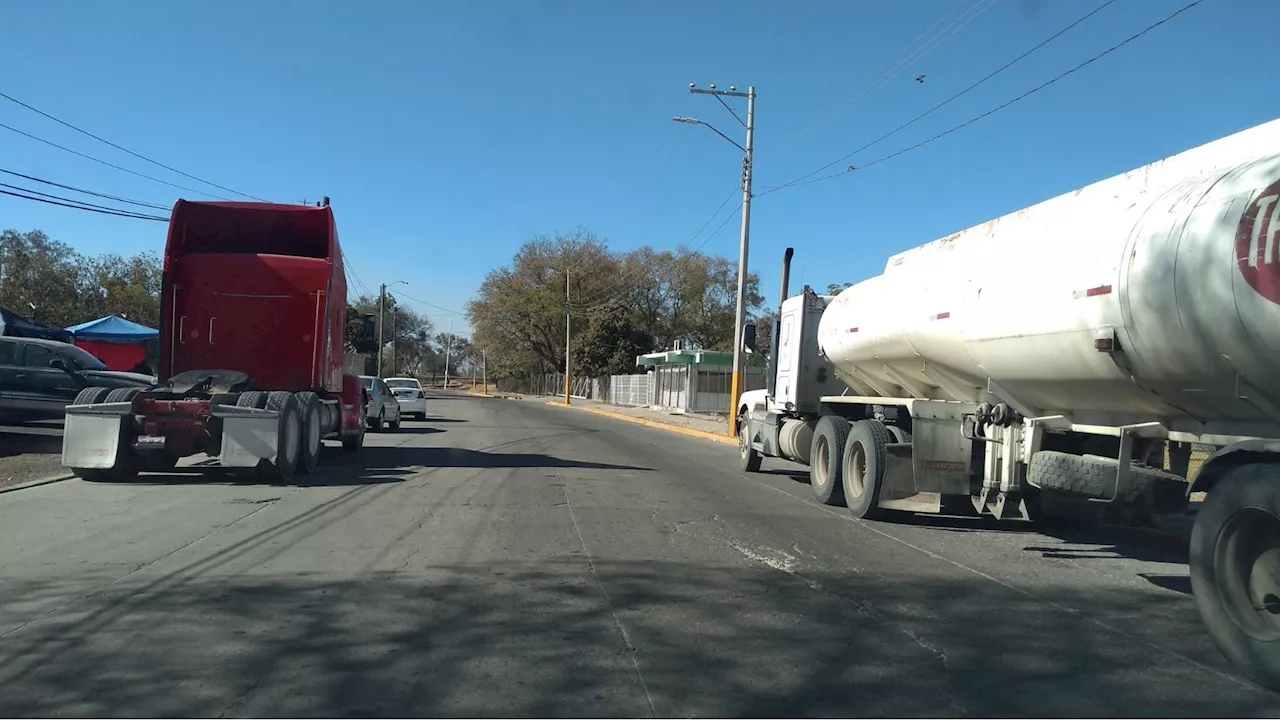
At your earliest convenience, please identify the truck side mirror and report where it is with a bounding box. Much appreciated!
[742,322,757,354]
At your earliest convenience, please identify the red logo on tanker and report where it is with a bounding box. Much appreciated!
[1236,180,1280,305]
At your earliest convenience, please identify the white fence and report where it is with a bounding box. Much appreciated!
[519,366,763,416]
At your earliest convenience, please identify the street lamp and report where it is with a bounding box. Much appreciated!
[378,280,408,377]
[677,82,756,437]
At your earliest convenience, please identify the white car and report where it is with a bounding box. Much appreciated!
[384,377,427,420]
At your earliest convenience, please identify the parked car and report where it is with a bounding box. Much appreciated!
[0,337,154,422]
[358,374,401,431]
[384,377,427,420]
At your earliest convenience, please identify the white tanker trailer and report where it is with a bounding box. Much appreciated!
[735,116,1280,688]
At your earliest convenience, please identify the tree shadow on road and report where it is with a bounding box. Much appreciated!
[0,557,1273,718]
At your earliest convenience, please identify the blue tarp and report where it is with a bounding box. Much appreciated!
[0,307,74,344]
[66,315,159,343]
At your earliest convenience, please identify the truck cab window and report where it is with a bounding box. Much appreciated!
[0,340,16,366]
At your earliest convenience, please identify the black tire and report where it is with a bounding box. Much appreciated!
[738,415,762,473]
[415,412,427,421]
[1027,450,1186,511]
[295,391,322,474]
[257,391,301,484]
[370,409,384,432]
[104,387,141,404]
[72,387,111,407]
[1190,463,1280,691]
[236,390,267,409]
[810,416,851,506]
[388,411,401,431]
[342,421,365,453]
[843,419,892,520]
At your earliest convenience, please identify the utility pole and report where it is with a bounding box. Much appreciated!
[680,82,755,436]
[444,315,453,390]
[391,311,397,376]
[377,284,386,376]
[563,267,572,406]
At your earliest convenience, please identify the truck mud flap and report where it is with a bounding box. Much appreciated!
[211,404,281,468]
[62,402,134,469]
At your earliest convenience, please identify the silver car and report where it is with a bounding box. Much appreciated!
[358,375,402,431]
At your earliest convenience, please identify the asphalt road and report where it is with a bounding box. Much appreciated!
[0,392,1275,717]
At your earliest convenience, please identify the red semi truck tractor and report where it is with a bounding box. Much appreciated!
[60,199,367,483]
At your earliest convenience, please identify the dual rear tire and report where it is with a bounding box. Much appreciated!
[809,416,890,520]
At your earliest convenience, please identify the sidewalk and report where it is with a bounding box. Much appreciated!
[529,395,736,445]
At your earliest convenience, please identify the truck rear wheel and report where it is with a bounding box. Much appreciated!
[843,419,891,520]
[257,391,302,484]
[810,416,851,506]
[295,391,322,474]
[1190,462,1280,691]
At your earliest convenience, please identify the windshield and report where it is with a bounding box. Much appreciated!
[385,379,420,389]
[360,376,374,388]
[62,345,108,371]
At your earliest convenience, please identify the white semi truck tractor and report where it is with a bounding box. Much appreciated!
[735,116,1280,688]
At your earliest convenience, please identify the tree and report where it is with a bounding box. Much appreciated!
[468,228,765,381]
[570,299,655,377]
[344,293,434,376]
[826,282,853,295]
[0,229,162,329]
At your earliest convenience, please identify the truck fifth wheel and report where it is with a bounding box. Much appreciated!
[735,116,1280,688]
[61,198,367,484]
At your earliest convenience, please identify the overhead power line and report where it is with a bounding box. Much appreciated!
[0,119,230,200]
[569,186,741,312]
[766,0,1116,196]
[0,90,269,202]
[0,167,172,211]
[760,0,1206,196]
[389,289,466,316]
[0,187,168,221]
[775,0,1001,154]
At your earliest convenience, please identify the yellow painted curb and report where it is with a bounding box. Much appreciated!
[546,401,736,446]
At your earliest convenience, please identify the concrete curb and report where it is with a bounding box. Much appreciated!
[466,391,523,400]
[545,401,737,446]
[0,472,76,495]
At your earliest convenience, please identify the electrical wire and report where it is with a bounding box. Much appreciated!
[389,288,466,316]
[760,0,1207,196]
[0,187,168,221]
[0,120,230,200]
[0,167,172,211]
[774,0,1000,154]
[764,0,1117,195]
[0,90,269,202]
[568,186,741,311]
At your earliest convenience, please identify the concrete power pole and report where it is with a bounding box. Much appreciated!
[681,82,755,436]
[563,268,572,406]
[377,283,386,377]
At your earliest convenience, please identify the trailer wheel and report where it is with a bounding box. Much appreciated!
[295,391,322,474]
[738,416,761,473]
[843,419,892,520]
[1190,462,1280,691]
[236,391,267,409]
[1027,450,1186,511]
[810,416,851,506]
[257,391,302,484]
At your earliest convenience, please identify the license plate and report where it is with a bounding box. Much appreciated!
[134,435,166,449]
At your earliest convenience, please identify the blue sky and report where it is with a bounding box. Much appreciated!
[1,0,1274,337]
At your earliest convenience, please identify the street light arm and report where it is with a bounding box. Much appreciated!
[672,116,746,153]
